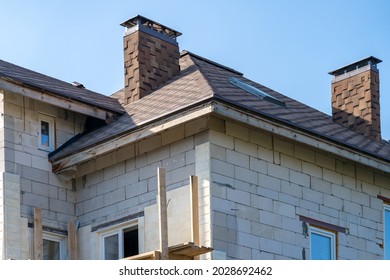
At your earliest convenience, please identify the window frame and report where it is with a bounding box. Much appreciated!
[98,219,143,260]
[384,205,390,260]
[42,232,67,260]
[38,114,55,152]
[309,226,337,260]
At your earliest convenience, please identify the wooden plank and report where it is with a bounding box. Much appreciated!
[124,251,161,260]
[378,195,390,205]
[125,243,213,260]
[67,222,77,260]
[169,253,192,260]
[299,216,347,233]
[190,176,200,260]
[33,208,43,260]
[168,242,213,258]
[157,167,169,260]
[190,176,200,246]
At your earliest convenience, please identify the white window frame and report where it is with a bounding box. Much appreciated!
[384,206,390,260]
[42,232,67,260]
[98,218,144,260]
[309,226,336,260]
[38,114,55,151]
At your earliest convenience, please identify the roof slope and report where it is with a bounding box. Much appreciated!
[192,53,390,161]
[49,51,390,163]
[49,53,215,161]
[0,59,124,114]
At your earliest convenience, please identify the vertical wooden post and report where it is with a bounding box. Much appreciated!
[190,175,200,245]
[34,208,43,260]
[157,167,169,260]
[190,175,200,260]
[67,222,77,260]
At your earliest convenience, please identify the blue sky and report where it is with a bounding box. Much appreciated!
[1,0,390,140]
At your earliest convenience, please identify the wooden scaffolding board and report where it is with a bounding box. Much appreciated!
[124,242,212,260]
[124,170,213,260]
[33,208,43,260]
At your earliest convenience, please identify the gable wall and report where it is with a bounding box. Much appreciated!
[208,118,390,260]
[1,90,86,259]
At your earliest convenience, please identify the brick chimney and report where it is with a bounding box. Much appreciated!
[120,15,182,105]
[329,56,382,141]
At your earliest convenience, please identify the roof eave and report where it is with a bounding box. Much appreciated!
[0,78,122,120]
[50,101,216,173]
[51,97,390,174]
[211,100,390,173]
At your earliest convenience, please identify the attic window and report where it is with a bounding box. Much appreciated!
[229,77,286,107]
[38,114,55,152]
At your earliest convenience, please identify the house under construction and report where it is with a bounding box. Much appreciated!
[0,15,389,260]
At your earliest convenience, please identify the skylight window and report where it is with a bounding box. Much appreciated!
[229,77,286,107]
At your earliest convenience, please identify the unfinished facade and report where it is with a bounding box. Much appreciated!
[0,15,389,260]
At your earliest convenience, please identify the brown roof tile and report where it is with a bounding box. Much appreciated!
[49,51,390,163]
[0,59,124,114]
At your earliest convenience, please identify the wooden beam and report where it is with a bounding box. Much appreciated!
[124,244,212,260]
[67,222,77,260]
[378,195,390,205]
[190,176,200,246]
[157,167,169,260]
[0,79,116,120]
[123,250,161,260]
[33,208,43,260]
[299,216,348,233]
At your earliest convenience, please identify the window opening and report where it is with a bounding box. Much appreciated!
[385,206,390,260]
[104,234,119,260]
[42,233,66,260]
[41,121,50,147]
[101,225,139,260]
[309,226,336,260]
[38,114,55,151]
[124,227,139,258]
[43,239,60,260]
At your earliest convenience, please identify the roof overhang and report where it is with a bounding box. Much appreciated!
[213,101,390,173]
[0,78,118,120]
[51,102,215,172]
[51,100,390,174]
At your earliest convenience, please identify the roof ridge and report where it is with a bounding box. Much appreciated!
[180,51,221,98]
[181,50,243,76]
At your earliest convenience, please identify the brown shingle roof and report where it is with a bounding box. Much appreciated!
[49,51,390,163]
[0,59,124,114]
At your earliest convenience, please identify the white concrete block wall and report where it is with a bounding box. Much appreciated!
[75,133,199,229]
[0,175,3,260]
[2,172,31,259]
[209,119,390,260]
[1,91,86,258]
[0,91,4,259]
[73,120,212,259]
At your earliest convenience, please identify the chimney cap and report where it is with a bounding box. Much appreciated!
[120,15,182,40]
[328,56,382,76]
